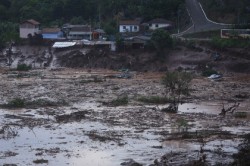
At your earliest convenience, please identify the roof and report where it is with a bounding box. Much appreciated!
[42,28,61,33]
[94,29,105,33]
[82,40,114,46]
[119,20,140,25]
[70,26,91,32]
[52,42,76,48]
[147,18,173,25]
[125,35,151,41]
[21,19,40,25]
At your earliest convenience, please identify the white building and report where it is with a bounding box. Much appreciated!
[148,18,173,30]
[19,19,40,38]
[119,20,140,33]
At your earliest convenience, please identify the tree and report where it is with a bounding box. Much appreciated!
[115,34,124,52]
[150,29,173,57]
[161,71,192,112]
[0,22,19,50]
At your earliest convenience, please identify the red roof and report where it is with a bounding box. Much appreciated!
[42,28,61,33]
[21,19,40,25]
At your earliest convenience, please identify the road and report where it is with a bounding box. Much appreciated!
[177,0,231,36]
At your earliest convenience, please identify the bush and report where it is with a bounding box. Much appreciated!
[27,99,68,107]
[17,64,32,71]
[211,37,250,49]
[137,96,169,104]
[1,98,67,109]
[6,98,26,108]
[108,96,128,107]
[202,68,218,77]
[233,133,250,166]
[234,112,247,118]
[33,159,48,164]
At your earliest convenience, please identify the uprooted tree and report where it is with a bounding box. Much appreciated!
[161,71,192,113]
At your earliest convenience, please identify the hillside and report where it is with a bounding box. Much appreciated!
[199,0,250,24]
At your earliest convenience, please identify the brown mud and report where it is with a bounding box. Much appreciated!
[0,68,249,166]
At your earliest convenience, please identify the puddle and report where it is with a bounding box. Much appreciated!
[0,119,165,166]
[178,102,222,114]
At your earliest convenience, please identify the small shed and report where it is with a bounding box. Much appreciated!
[92,29,106,40]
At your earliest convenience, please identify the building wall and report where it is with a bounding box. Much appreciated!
[149,23,170,30]
[20,28,40,38]
[119,25,139,33]
[20,22,40,38]
[67,32,92,40]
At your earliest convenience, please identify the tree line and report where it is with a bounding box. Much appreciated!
[0,0,184,26]
[0,0,185,48]
[199,0,250,24]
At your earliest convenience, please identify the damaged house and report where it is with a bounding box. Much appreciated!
[62,25,92,40]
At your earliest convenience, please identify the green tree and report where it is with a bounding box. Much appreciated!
[0,22,19,50]
[115,34,124,52]
[162,71,192,112]
[151,29,173,57]
[70,16,86,25]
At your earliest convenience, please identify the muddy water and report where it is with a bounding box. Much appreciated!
[0,109,164,166]
[0,69,250,166]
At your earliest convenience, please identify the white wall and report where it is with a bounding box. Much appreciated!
[149,23,170,30]
[20,28,40,38]
[119,25,139,33]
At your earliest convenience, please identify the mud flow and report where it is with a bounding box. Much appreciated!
[0,68,249,166]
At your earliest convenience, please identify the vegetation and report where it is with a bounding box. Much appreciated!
[210,37,250,49]
[79,77,104,84]
[5,98,26,108]
[107,96,129,107]
[137,96,169,104]
[1,98,67,108]
[0,22,19,50]
[150,29,173,57]
[233,133,250,166]
[234,112,248,118]
[0,0,184,25]
[161,71,192,112]
[16,64,32,71]
[202,68,218,77]
[33,159,49,164]
[183,30,220,39]
[199,0,250,24]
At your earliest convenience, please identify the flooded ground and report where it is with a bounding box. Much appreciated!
[0,68,249,166]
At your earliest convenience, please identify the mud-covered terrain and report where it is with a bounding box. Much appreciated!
[0,68,249,166]
[1,44,250,73]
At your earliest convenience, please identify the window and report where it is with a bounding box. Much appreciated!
[134,26,138,30]
[155,24,159,28]
[123,26,126,29]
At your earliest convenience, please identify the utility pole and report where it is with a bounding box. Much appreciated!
[6,43,13,69]
[177,9,181,34]
[98,0,101,29]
